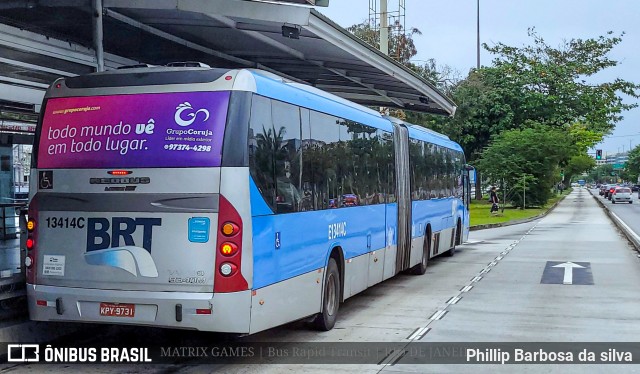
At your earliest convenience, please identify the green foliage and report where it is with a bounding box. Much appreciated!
[484,29,639,133]
[347,23,638,203]
[476,126,573,207]
[568,123,604,152]
[469,189,570,226]
[624,145,640,182]
[447,31,636,201]
[587,164,615,184]
[347,21,421,64]
[564,154,596,183]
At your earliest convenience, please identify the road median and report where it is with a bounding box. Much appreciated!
[470,191,571,231]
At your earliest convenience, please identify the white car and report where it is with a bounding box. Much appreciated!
[612,187,633,204]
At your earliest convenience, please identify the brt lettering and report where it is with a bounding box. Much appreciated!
[87,217,162,253]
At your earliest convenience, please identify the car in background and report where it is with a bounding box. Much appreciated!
[599,184,609,196]
[612,187,633,204]
[632,185,640,192]
[606,185,618,200]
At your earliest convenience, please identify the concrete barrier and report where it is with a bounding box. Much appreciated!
[589,189,640,251]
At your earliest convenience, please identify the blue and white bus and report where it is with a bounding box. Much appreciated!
[26,66,471,333]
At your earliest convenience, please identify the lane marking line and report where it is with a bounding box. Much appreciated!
[407,326,430,340]
[609,211,640,244]
[446,296,462,305]
[390,350,408,366]
[416,328,431,340]
[429,310,448,320]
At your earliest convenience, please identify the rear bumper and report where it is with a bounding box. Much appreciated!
[613,196,631,201]
[27,284,251,333]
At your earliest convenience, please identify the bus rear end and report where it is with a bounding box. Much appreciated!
[26,68,253,332]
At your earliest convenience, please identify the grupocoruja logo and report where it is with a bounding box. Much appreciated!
[174,102,210,127]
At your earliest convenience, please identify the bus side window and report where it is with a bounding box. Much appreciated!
[272,100,302,214]
[249,95,276,210]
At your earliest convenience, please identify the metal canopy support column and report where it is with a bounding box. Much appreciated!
[93,0,105,72]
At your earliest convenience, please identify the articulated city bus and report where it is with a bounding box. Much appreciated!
[26,66,470,333]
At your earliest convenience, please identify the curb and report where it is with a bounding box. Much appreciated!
[470,193,571,231]
[589,190,640,251]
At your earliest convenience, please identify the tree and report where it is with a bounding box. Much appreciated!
[484,29,639,134]
[445,31,637,198]
[624,145,640,183]
[588,164,614,184]
[347,21,421,64]
[564,154,596,184]
[476,126,574,207]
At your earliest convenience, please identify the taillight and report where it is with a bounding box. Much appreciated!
[214,196,248,293]
[220,242,239,256]
[26,203,38,284]
[219,262,237,276]
[107,170,132,176]
[221,222,239,237]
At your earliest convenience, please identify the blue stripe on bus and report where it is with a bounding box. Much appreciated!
[411,198,450,237]
[407,127,464,152]
[252,204,388,289]
[251,72,393,133]
[250,198,465,289]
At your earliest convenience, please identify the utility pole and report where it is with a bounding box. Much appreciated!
[523,174,526,210]
[380,0,389,55]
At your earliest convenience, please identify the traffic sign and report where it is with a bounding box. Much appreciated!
[613,164,625,170]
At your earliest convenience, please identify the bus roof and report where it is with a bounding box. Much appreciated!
[48,66,460,150]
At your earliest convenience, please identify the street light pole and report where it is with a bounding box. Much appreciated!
[476,0,480,69]
[523,174,526,210]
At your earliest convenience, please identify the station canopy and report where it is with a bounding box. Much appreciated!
[0,0,456,115]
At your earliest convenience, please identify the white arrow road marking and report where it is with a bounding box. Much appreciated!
[552,262,585,285]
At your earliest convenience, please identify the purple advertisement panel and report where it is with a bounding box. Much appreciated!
[38,91,230,168]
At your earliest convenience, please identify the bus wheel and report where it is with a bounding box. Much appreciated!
[313,258,340,331]
[411,234,429,275]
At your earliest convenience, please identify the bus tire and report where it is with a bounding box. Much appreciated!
[313,258,340,331]
[411,233,429,275]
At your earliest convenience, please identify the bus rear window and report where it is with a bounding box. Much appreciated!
[38,91,230,168]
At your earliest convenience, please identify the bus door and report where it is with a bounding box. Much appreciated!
[393,123,412,272]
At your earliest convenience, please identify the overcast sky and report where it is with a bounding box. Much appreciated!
[319,0,640,157]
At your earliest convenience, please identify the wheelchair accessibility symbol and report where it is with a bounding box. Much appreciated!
[39,170,53,190]
[275,232,281,249]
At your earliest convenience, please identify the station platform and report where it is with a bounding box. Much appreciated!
[0,237,79,349]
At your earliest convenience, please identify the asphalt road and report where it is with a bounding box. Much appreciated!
[592,187,640,235]
[4,188,640,373]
